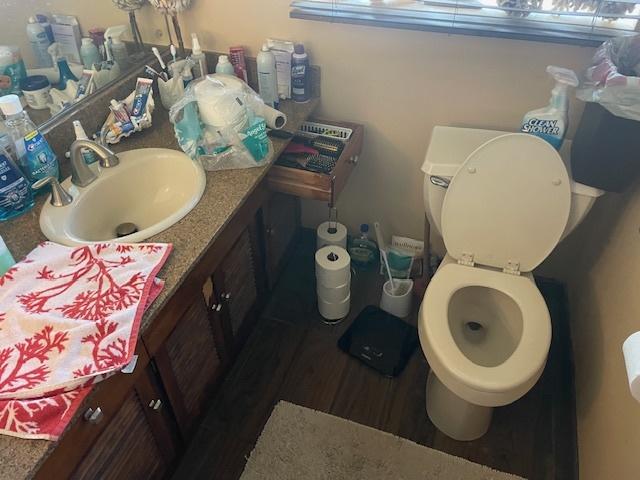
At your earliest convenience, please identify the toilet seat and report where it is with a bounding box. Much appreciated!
[441,133,571,273]
[422,261,551,398]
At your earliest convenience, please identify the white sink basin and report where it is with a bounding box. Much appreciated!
[40,148,206,246]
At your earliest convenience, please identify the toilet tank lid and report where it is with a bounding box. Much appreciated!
[422,126,510,177]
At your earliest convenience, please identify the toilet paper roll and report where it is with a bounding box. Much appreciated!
[318,294,351,321]
[315,246,351,287]
[317,280,350,304]
[317,221,347,250]
[623,331,640,402]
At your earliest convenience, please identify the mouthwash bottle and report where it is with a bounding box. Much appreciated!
[348,224,379,268]
[0,95,58,192]
[0,144,34,221]
[0,235,16,276]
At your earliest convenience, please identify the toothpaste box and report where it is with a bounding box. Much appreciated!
[51,15,82,64]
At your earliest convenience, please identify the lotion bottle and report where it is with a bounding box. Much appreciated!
[257,44,278,108]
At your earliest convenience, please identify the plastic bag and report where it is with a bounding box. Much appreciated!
[169,74,284,171]
[577,35,640,121]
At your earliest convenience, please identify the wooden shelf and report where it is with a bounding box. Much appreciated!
[266,119,364,202]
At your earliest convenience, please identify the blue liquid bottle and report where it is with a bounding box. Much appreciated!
[0,144,34,221]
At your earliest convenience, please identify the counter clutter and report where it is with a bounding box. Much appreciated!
[0,97,319,479]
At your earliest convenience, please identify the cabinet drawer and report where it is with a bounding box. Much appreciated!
[267,119,364,201]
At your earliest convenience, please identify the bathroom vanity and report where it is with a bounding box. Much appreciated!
[0,68,363,476]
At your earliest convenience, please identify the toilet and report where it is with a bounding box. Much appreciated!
[419,126,603,441]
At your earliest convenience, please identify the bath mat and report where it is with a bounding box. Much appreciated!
[240,401,525,480]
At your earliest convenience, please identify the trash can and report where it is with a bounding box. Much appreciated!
[571,102,640,193]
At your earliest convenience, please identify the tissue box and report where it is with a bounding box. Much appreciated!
[52,15,82,64]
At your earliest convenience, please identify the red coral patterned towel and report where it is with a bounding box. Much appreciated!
[0,242,171,439]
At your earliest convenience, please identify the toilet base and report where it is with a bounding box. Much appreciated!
[426,370,492,441]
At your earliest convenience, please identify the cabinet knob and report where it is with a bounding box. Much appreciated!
[211,303,222,312]
[148,399,162,411]
[349,155,359,165]
[223,292,231,300]
[84,407,104,424]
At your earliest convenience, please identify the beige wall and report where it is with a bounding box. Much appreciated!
[8,1,634,478]
[562,183,640,480]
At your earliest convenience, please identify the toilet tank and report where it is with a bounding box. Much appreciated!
[422,126,604,240]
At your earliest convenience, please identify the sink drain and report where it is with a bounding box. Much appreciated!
[115,222,139,238]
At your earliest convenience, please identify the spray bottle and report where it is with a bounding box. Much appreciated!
[104,25,129,70]
[520,66,579,150]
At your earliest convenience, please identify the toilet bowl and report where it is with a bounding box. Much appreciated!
[418,127,603,441]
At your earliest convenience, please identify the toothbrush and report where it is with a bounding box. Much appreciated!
[152,47,168,79]
[374,222,395,292]
[170,44,177,63]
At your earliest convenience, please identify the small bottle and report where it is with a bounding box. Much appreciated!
[190,33,208,78]
[27,16,53,68]
[0,144,34,222]
[73,120,97,165]
[80,37,102,69]
[0,94,59,189]
[257,44,278,108]
[291,44,310,103]
[348,224,379,268]
[0,235,16,276]
[215,55,235,75]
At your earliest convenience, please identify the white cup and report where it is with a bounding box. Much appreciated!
[380,279,414,318]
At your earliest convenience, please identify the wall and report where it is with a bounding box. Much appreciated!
[558,182,640,480]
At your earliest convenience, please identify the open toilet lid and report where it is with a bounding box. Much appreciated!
[441,134,571,273]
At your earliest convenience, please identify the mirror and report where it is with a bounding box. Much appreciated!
[1,1,162,128]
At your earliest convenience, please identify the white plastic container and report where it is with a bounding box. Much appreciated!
[257,44,278,108]
[20,75,51,110]
[105,25,129,70]
[27,17,53,68]
[380,279,414,318]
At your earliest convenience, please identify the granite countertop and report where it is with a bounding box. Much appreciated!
[0,97,319,479]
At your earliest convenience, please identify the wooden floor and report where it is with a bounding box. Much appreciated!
[173,231,578,480]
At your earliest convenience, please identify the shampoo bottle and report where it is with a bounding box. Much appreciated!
[0,95,59,188]
[520,66,579,150]
[257,44,278,108]
[0,144,34,222]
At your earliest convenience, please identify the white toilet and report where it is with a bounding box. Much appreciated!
[419,126,603,441]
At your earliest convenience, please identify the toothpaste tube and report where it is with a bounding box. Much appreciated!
[109,99,131,123]
[109,120,135,137]
[131,77,152,118]
[75,70,94,100]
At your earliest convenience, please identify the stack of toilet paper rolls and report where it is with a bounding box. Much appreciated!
[315,245,351,322]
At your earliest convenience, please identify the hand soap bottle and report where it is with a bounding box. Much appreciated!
[520,66,579,150]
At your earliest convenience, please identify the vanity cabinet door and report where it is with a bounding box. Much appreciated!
[213,227,263,354]
[69,365,179,480]
[153,286,227,436]
[263,192,300,288]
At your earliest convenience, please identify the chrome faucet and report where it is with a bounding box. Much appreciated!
[70,139,120,187]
